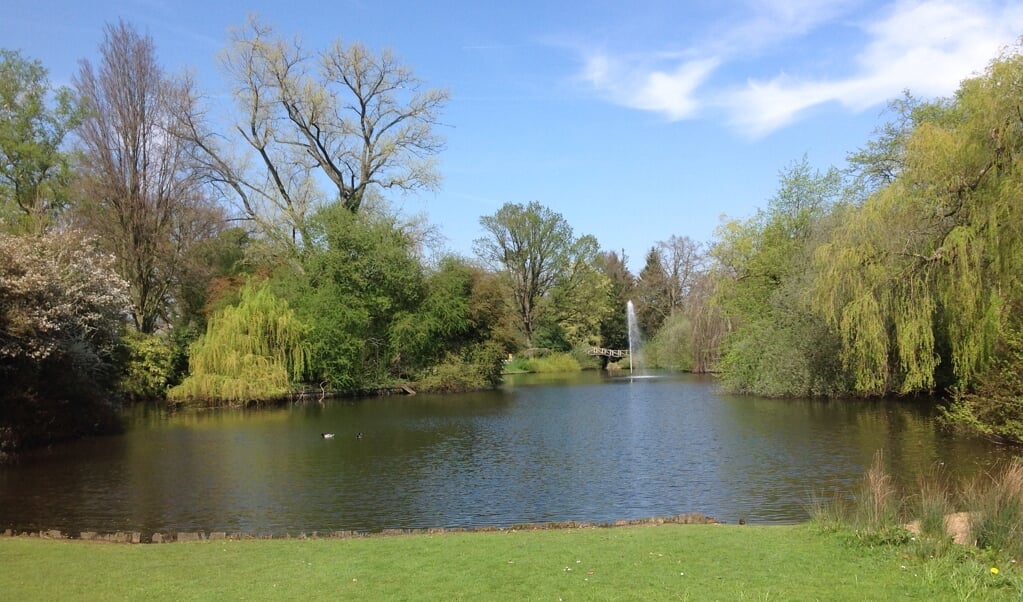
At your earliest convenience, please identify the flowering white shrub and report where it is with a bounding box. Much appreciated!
[0,229,130,364]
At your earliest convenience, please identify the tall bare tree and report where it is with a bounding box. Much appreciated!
[178,16,449,250]
[659,234,704,314]
[635,235,705,335]
[73,21,220,333]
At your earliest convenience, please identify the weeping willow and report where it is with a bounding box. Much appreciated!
[813,45,1023,396]
[168,281,307,404]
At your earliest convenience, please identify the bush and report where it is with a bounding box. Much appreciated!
[644,313,694,371]
[118,330,176,400]
[416,341,505,393]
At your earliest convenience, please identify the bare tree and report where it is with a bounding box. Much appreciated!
[659,234,704,314]
[178,16,449,250]
[635,235,705,336]
[73,21,221,333]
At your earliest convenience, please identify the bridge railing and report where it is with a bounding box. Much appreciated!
[586,347,627,358]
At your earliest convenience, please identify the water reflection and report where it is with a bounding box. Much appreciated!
[0,373,1007,535]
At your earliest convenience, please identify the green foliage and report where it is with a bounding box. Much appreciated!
[942,303,1023,442]
[546,234,611,348]
[0,49,81,233]
[416,342,506,393]
[596,250,634,351]
[713,157,845,396]
[118,330,176,401]
[634,247,669,335]
[531,319,571,352]
[475,201,605,348]
[168,281,307,405]
[643,313,694,371]
[296,205,425,389]
[813,45,1023,400]
[511,352,581,374]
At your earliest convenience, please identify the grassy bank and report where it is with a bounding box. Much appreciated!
[2,523,1020,600]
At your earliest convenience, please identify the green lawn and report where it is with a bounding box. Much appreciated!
[1,524,1019,600]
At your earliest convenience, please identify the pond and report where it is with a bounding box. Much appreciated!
[0,371,1007,536]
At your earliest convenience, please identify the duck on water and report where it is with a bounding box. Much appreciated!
[322,433,363,439]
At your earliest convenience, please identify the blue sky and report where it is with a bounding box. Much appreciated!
[5,0,1022,270]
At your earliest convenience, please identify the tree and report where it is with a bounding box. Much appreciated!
[0,50,81,233]
[296,203,426,389]
[179,16,449,250]
[597,250,635,351]
[682,270,727,373]
[635,235,705,336]
[544,235,611,348]
[391,256,509,391]
[712,157,845,396]
[634,247,669,335]
[73,21,222,333]
[814,44,1023,398]
[474,201,584,348]
[1,229,130,454]
[167,280,307,404]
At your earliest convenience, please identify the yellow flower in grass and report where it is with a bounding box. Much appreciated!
[990,567,999,575]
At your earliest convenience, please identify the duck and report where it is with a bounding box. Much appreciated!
[321,433,335,439]
[356,432,364,440]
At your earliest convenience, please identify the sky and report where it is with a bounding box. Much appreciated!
[5,0,1023,271]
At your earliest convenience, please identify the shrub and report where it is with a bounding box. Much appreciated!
[417,341,505,393]
[118,330,175,400]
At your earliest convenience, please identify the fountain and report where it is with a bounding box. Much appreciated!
[626,300,641,373]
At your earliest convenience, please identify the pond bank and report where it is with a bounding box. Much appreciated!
[1,512,720,544]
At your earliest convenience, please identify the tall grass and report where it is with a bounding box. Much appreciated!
[963,460,1023,559]
[859,450,900,529]
[811,451,1023,562]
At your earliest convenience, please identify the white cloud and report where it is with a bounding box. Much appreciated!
[581,53,719,120]
[725,0,1023,136]
[576,0,1023,137]
[708,0,859,55]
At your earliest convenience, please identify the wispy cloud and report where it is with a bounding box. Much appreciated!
[580,52,718,120]
[727,0,1023,136]
[576,0,1023,137]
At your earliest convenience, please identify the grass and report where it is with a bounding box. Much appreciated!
[505,352,582,374]
[2,523,1021,600]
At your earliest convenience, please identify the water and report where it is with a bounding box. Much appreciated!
[0,372,1006,536]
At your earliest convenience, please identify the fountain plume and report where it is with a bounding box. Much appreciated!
[626,300,642,373]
